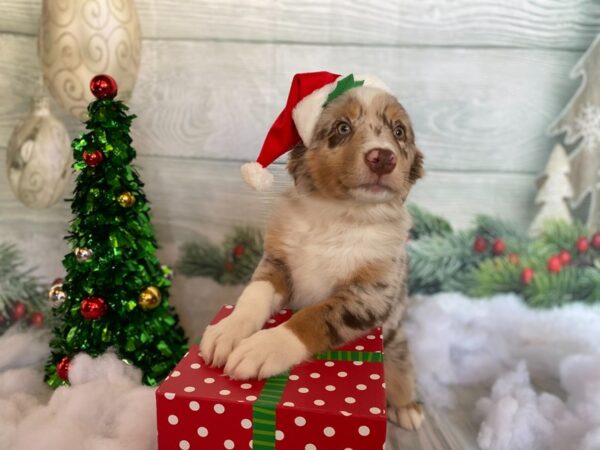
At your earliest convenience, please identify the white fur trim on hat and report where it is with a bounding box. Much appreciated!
[291,74,392,146]
[241,162,274,191]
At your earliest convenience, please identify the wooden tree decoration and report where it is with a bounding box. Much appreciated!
[550,33,600,229]
[530,144,573,236]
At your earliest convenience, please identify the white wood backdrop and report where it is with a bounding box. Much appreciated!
[1,0,599,332]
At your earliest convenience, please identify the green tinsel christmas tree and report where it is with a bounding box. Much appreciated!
[45,75,187,388]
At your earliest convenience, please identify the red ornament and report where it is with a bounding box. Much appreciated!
[592,232,600,250]
[80,296,108,320]
[233,244,245,258]
[508,253,520,265]
[224,261,235,273]
[90,74,118,99]
[29,311,44,328]
[521,267,534,285]
[558,250,572,266]
[576,236,589,253]
[57,356,71,381]
[547,255,562,273]
[473,236,487,253]
[11,301,27,321]
[492,239,506,256]
[83,149,104,167]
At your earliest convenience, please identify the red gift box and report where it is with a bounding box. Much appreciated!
[156,305,386,450]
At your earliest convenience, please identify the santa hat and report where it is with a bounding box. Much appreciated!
[241,71,391,191]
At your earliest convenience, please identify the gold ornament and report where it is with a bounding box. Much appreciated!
[48,283,67,307]
[74,247,93,262]
[138,286,161,310]
[117,191,136,207]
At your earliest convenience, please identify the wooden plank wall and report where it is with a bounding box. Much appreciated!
[1,1,599,331]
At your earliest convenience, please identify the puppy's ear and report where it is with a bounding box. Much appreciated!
[287,143,308,185]
[409,149,424,184]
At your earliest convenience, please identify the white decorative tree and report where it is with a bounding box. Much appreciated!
[550,33,600,230]
[530,144,573,236]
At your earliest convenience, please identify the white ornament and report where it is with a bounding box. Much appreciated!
[530,144,573,236]
[6,96,72,209]
[38,0,141,119]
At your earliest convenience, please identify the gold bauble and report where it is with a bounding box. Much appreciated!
[138,286,161,310]
[117,191,136,207]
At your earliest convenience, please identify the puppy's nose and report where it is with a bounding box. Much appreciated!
[364,148,396,175]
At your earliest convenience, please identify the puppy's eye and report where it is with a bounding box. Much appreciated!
[393,125,405,139]
[336,121,352,135]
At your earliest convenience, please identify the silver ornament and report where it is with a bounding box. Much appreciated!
[48,283,67,307]
[74,247,93,262]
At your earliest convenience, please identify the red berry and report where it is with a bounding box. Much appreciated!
[592,232,600,250]
[547,255,562,273]
[473,236,487,253]
[576,236,590,253]
[56,356,71,381]
[0,314,6,326]
[80,296,107,320]
[233,244,245,258]
[492,239,506,256]
[29,311,44,328]
[82,149,104,167]
[90,74,118,99]
[521,267,534,285]
[224,262,235,272]
[558,250,572,265]
[11,301,27,321]
[508,253,520,265]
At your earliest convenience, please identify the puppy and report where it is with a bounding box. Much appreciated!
[201,84,425,430]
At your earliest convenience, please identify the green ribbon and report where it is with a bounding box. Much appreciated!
[251,350,383,450]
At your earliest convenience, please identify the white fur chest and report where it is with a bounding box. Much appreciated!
[275,197,406,309]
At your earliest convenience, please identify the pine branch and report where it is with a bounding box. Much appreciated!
[407,203,452,239]
[177,241,225,281]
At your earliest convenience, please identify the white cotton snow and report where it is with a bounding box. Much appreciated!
[0,327,157,450]
[405,293,600,450]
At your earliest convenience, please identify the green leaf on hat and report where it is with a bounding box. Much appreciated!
[323,74,364,106]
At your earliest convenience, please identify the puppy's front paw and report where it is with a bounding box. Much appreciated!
[387,401,425,430]
[201,314,259,367]
[224,325,309,380]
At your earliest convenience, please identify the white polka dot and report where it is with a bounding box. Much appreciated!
[225,439,235,449]
[164,392,175,400]
[310,372,320,379]
[325,385,336,392]
[189,401,200,411]
[380,334,384,339]
[241,419,252,429]
[214,404,225,414]
[289,374,299,381]
[359,426,370,436]
[370,407,382,414]
[324,426,335,437]
[367,335,376,340]
[314,399,325,406]
[268,319,276,324]
[305,444,316,450]
[355,345,364,350]
[345,397,356,404]
[382,382,386,388]
[340,411,352,416]
[204,377,215,384]
[168,415,179,425]
[353,361,364,366]
[324,361,335,367]
[225,305,234,309]
[171,370,181,377]
[184,386,196,392]
[279,310,287,315]
[370,374,381,380]
[179,440,190,450]
[197,427,208,437]
[337,371,347,378]
[276,430,284,441]
[294,416,306,426]
[298,387,309,393]
[241,383,252,390]
[190,363,201,369]
[283,402,295,407]
[249,440,253,448]
[246,395,258,401]
[356,384,367,391]
[219,389,231,396]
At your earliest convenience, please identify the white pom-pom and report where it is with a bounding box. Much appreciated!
[240,162,274,191]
